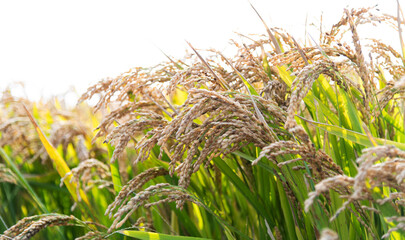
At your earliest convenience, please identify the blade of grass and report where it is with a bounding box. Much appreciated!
[0,147,48,213]
[155,44,184,70]
[22,104,90,207]
[292,36,309,65]
[397,0,405,64]
[186,41,230,90]
[339,88,363,133]
[217,51,258,96]
[362,122,378,147]
[213,157,274,226]
[107,144,122,193]
[261,47,273,80]
[276,179,298,240]
[249,2,282,54]
[119,230,211,240]
[297,115,405,150]
[308,33,329,58]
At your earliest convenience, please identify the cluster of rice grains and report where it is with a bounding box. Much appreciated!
[0,214,75,240]
[0,214,106,240]
[304,145,405,240]
[2,6,405,239]
[60,158,114,210]
[75,7,405,238]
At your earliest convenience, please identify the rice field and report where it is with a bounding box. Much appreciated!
[1,6,405,240]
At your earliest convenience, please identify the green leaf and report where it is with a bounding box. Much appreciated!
[119,230,211,240]
[216,51,258,95]
[107,144,122,193]
[213,157,274,226]
[239,73,259,96]
[262,51,273,80]
[297,116,405,150]
[276,180,298,240]
[0,147,48,213]
[338,88,363,133]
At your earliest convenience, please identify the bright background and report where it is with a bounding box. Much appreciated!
[0,0,401,102]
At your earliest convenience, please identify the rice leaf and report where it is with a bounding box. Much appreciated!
[249,2,282,54]
[292,37,309,65]
[108,144,122,192]
[297,115,405,150]
[0,147,48,213]
[339,88,363,133]
[22,105,90,206]
[397,0,405,63]
[186,41,229,90]
[261,48,273,80]
[217,51,258,96]
[213,157,274,226]
[276,180,298,240]
[119,230,211,240]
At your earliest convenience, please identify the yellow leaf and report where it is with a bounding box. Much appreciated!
[23,105,90,207]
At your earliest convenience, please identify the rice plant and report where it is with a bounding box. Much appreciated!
[1,6,405,240]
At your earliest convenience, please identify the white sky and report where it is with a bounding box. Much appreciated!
[0,0,401,102]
